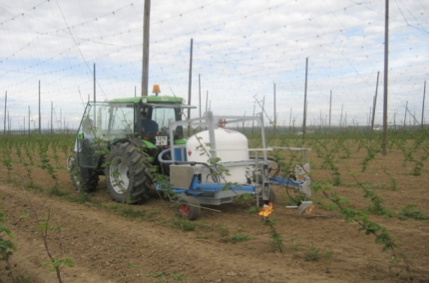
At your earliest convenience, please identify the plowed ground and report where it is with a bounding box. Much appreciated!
[0,141,428,283]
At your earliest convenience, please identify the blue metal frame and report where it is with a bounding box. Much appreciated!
[154,111,310,207]
[155,175,256,197]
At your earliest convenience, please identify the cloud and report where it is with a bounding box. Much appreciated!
[0,0,428,130]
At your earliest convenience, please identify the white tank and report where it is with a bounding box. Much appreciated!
[186,128,249,184]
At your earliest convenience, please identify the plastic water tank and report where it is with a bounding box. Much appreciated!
[186,128,249,184]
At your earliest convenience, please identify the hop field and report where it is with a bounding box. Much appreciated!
[0,129,428,282]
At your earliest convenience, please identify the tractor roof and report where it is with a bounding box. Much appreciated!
[110,95,183,104]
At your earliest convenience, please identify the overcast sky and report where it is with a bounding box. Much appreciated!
[1,0,428,130]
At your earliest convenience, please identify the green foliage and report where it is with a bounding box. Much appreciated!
[0,206,16,280]
[262,218,284,252]
[128,262,138,268]
[171,218,196,231]
[112,205,147,219]
[225,233,252,243]
[313,179,406,266]
[0,146,13,182]
[361,139,382,172]
[43,257,74,272]
[37,145,58,188]
[218,225,229,237]
[362,188,394,218]
[288,237,333,261]
[411,153,428,176]
[304,247,322,261]
[144,271,186,282]
[398,204,428,221]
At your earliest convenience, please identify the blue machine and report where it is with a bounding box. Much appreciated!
[156,112,313,220]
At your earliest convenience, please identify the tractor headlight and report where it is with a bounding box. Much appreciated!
[141,98,148,103]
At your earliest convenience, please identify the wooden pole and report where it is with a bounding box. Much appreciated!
[404,101,408,127]
[141,0,151,96]
[329,90,332,128]
[422,81,426,128]
[186,38,194,137]
[28,106,30,136]
[198,74,201,119]
[93,63,96,102]
[303,57,308,140]
[3,91,6,135]
[51,101,53,135]
[371,71,380,133]
[382,0,389,156]
[187,38,193,123]
[39,80,41,134]
[273,82,277,134]
[252,104,255,134]
[205,91,208,113]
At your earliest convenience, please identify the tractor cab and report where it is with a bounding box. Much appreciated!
[69,88,195,202]
[75,95,192,163]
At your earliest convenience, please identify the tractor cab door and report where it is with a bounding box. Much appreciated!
[76,101,135,168]
[75,102,102,168]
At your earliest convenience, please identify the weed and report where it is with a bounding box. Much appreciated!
[304,247,334,261]
[312,178,410,270]
[304,247,321,261]
[38,145,59,188]
[362,141,382,172]
[119,207,147,219]
[0,147,13,182]
[262,218,284,252]
[172,218,196,231]
[145,211,157,222]
[411,153,428,176]
[171,272,187,281]
[18,176,75,283]
[128,263,138,268]
[226,233,252,243]
[144,271,186,282]
[0,206,16,280]
[11,275,33,283]
[363,189,394,218]
[48,187,68,197]
[398,205,428,221]
[218,225,229,237]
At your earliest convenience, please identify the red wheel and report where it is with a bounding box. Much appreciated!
[179,203,191,215]
[178,195,201,220]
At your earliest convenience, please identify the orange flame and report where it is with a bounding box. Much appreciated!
[306,205,315,214]
[259,202,274,218]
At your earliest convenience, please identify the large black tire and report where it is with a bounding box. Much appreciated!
[178,195,201,221]
[105,142,152,204]
[69,156,98,192]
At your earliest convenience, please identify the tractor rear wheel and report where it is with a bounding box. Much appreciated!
[68,156,98,192]
[105,142,152,204]
[178,195,201,220]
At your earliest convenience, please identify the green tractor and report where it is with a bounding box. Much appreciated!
[67,90,193,204]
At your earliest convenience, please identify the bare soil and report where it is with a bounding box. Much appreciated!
[0,141,429,283]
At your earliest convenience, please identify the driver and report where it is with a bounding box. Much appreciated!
[140,111,159,133]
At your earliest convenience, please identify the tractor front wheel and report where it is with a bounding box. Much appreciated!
[105,142,152,204]
[68,156,98,192]
[178,195,201,220]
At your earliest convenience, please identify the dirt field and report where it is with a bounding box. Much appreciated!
[0,139,429,283]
